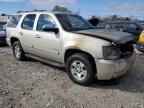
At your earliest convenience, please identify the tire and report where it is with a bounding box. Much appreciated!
[66,53,95,86]
[12,41,25,60]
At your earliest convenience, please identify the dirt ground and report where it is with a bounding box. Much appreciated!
[0,46,144,108]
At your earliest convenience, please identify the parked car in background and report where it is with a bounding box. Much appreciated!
[6,12,135,86]
[137,20,144,27]
[136,30,144,53]
[96,21,144,42]
[95,22,106,29]
[0,22,7,44]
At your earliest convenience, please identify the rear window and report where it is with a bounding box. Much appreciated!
[7,15,22,28]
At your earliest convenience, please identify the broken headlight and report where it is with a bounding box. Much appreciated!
[103,46,121,60]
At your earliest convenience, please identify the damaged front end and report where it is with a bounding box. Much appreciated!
[118,41,134,58]
[96,40,135,80]
[102,36,134,60]
[112,41,134,59]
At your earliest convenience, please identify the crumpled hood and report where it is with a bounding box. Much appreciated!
[73,29,134,44]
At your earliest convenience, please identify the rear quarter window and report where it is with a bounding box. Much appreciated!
[7,15,22,28]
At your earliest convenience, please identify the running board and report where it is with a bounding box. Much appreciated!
[25,54,65,68]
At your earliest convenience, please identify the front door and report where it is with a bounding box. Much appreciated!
[33,14,62,63]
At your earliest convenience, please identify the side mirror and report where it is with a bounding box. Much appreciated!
[42,24,59,34]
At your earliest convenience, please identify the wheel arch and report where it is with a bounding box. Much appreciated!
[64,48,97,73]
[10,37,20,45]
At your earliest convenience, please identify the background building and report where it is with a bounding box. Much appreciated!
[0,15,9,23]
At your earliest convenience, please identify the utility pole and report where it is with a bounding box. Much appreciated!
[76,8,80,15]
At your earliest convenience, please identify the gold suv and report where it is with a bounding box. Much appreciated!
[6,12,136,86]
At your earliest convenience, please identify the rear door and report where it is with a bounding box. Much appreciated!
[18,14,36,54]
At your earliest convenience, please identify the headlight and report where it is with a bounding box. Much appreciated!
[103,46,121,60]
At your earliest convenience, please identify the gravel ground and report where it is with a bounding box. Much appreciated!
[0,46,144,108]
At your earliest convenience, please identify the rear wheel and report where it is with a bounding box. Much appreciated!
[12,41,25,60]
[66,53,95,86]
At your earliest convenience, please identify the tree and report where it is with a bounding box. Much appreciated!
[103,15,131,22]
[125,17,130,21]
[52,5,72,13]
[88,16,100,26]
[112,15,117,21]
[1,13,6,16]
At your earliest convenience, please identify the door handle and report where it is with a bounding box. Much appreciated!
[35,35,41,38]
[19,32,23,35]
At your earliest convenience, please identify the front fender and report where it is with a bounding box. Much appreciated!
[62,32,111,63]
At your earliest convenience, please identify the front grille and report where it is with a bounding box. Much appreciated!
[118,41,134,57]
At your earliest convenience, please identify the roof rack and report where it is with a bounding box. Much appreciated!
[16,10,47,13]
[16,10,73,14]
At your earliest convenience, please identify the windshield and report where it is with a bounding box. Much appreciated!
[56,14,95,31]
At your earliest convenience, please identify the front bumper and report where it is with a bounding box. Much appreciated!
[136,42,144,53]
[95,53,136,80]
[0,35,6,44]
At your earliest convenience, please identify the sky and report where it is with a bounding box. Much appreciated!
[0,0,144,19]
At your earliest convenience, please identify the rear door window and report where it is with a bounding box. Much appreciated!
[7,15,22,28]
[22,14,36,30]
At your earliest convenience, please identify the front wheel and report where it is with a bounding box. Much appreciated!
[66,53,95,86]
[12,41,25,60]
